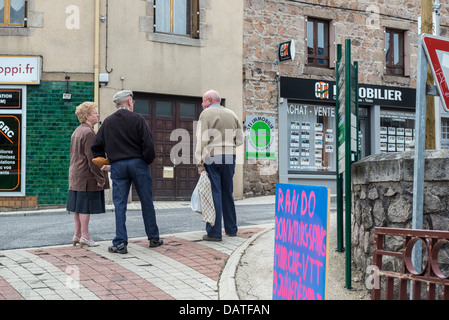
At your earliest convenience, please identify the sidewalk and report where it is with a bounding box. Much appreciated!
[0,196,275,300]
[0,195,370,301]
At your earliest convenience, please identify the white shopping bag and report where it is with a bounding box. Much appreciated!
[190,181,202,213]
[191,172,216,226]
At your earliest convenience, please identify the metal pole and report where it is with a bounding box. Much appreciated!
[412,34,427,286]
[344,39,352,290]
[433,0,441,36]
[433,0,441,149]
[336,44,344,253]
[354,61,359,163]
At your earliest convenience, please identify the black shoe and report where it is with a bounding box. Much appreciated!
[202,235,222,242]
[108,243,128,254]
[149,238,163,247]
[226,233,237,237]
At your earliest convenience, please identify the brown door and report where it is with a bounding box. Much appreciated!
[132,94,202,201]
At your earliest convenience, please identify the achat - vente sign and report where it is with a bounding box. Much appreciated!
[273,183,330,300]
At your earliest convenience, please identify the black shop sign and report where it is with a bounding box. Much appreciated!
[0,89,21,109]
[280,77,416,108]
[0,114,21,192]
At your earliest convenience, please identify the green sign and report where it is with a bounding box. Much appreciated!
[335,40,359,290]
[245,115,276,159]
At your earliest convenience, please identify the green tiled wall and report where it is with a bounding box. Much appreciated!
[26,81,94,205]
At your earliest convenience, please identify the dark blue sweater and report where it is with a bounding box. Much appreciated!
[91,109,155,165]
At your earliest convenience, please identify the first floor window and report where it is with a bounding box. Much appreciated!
[307,18,329,67]
[287,103,336,173]
[154,0,199,38]
[385,29,404,76]
[0,0,26,27]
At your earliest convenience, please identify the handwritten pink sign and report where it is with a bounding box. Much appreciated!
[273,183,330,300]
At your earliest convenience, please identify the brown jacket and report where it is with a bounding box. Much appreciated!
[68,123,110,191]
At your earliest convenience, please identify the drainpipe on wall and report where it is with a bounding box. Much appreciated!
[94,0,100,131]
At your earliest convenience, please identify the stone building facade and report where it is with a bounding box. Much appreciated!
[242,0,449,196]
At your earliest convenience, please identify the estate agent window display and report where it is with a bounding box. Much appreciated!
[287,102,336,173]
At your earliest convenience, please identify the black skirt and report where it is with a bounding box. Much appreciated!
[67,190,106,214]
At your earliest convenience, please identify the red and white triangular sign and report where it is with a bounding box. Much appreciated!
[422,34,449,112]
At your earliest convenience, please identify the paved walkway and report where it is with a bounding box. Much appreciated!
[0,225,273,300]
[0,195,373,301]
[0,196,275,301]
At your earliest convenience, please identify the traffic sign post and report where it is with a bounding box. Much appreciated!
[411,34,449,281]
[422,34,449,112]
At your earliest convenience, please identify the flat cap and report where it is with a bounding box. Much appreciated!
[113,90,133,103]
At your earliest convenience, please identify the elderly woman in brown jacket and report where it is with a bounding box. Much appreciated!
[67,102,110,248]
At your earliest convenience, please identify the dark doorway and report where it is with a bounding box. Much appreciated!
[132,93,202,200]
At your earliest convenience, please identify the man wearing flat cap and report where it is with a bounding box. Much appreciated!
[91,90,163,253]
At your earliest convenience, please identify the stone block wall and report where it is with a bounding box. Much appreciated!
[241,0,449,198]
[243,0,447,196]
[351,150,449,283]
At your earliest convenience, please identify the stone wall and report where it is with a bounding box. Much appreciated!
[241,0,449,197]
[351,150,449,282]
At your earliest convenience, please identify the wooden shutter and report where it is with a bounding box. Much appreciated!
[191,0,199,39]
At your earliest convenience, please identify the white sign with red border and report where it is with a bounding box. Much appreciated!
[422,34,449,112]
[0,56,42,85]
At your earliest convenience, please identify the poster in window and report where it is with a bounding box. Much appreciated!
[380,110,415,153]
[287,103,336,172]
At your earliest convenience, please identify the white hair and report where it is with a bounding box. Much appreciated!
[205,90,221,103]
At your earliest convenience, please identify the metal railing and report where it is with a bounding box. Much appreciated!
[372,227,449,300]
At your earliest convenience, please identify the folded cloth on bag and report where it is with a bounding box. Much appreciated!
[197,172,216,226]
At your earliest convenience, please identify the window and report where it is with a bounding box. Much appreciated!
[287,103,336,173]
[154,0,199,38]
[379,109,415,152]
[441,118,449,149]
[134,99,150,115]
[385,29,404,76]
[0,0,26,27]
[307,18,329,67]
[442,118,449,140]
[179,102,196,118]
[155,100,173,117]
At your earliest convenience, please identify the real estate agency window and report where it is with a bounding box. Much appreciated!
[307,18,329,68]
[0,0,26,27]
[385,29,405,76]
[287,102,336,173]
[379,109,415,153]
[154,0,199,38]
